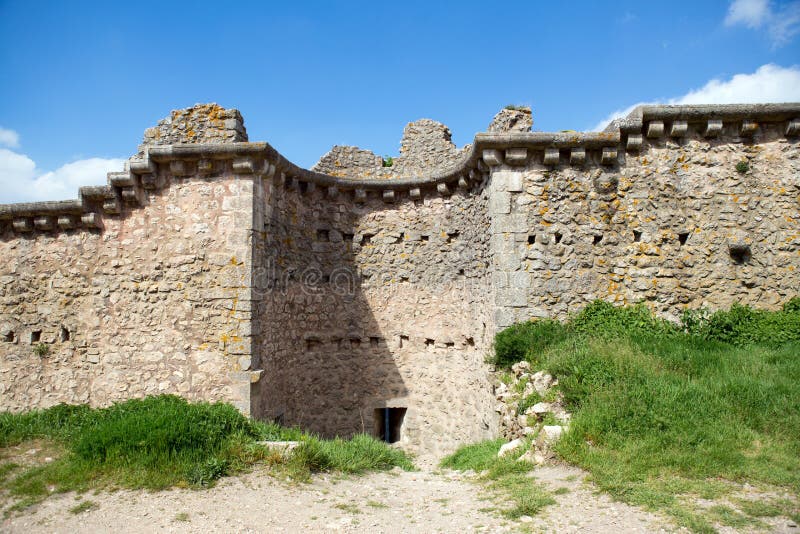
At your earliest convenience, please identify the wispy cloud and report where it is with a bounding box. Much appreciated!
[0,127,20,149]
[724,0,800,47]
[591,63,800,131]
[0,137,124,204]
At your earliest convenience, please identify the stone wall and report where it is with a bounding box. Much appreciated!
[0,102,798,458]
[0,174,256,413]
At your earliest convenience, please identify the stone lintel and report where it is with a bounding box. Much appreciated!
[33,216,53,231]
[626,134,643,151]
[601,147,618,165]
[740,120,758,136]
[704,120,723,137]
[482,149,504,167]
[57,215,75,229]
[409,188,421,200]
[646,121,664,138]
[437,182,451,196]
[785,118,800,136]
[569,147,586,166]
[81,212,102,228]
[382,190,396,203]
[543,148,560,166]
[505,148,528,166]
[669,120,688,137]
[232,158,255,173]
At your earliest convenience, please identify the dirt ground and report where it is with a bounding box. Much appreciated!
[1,463,697,534]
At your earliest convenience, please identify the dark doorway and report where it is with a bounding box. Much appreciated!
[374,407,406,444]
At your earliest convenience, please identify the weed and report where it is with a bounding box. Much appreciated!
[382,156,394,168]
[441,440,555,518]
[32,343,49,357]
[504,105,530,112]
[335,502,361,514]
[736,160,749,173]
[69,500,97,514]
[174,512,190,522]
[553,487,570,495]
[366,500,388,508]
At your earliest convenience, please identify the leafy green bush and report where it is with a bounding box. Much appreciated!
[493,319,566,366]
[681,301,800,346]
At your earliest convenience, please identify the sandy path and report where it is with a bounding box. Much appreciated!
[2,466,680,533]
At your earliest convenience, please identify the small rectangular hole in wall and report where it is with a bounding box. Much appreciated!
[321,274,330,284]
[374,407,407,444]
[466,337,475,347]
[306,338,322,351]
[369,337,381,348]
[298,181,308,194]
[633,230,642,242]
[527,235,536,245]
[678,232,689,246]
[316,229,330,241]
[420,235,429,242]
[361,233,374,245]
[3,331,14,342]
[554,232,563,244]
[343,233,355,243]
[447,231,459,243]
[444,342,455,348]
[593,234,603,245]
[332,337,344,349]
[399,232,405,242]
[458,268,465,276]
[60,327,70,342]
[424,338,435,347]
[30,331,41,343]
[730,246,751,265]
[399,335,409,348]
[349,338,361,349]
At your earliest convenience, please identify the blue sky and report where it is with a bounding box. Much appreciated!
[1,0,799,203]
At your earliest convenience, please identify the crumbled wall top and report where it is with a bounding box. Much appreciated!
[487,107,533,133]
[313,108,532,179]
[140,103,247,150]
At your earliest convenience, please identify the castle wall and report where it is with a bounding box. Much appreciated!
[1,102,798,458]
[253,173,496,458]
[0,175,257,413]
[489,121,800,328]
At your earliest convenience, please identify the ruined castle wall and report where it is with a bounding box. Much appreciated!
[253,175,497,457]
[0,174,256,412]
[489,121,800,328]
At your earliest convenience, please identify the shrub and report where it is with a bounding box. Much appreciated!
[493,319,566,366]
[382,156,394,167]
[736,160,749,173]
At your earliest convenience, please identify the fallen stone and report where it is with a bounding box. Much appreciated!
[498,438,524,458]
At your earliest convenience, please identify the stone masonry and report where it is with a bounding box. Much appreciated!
[0,102,798,457]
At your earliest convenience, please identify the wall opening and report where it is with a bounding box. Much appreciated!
[554,232,563,244]
[527,235,536,245]
[316,229,330,242]
[60,327,70,342]
[343,233,354,243]
[361,233,374,245]
[3,331,14,342]
[447,231,459,243]
[678,232,689,246]
[593,234,603,245]
[30,330,41,343]
[730,245,751,265]
[420,235,429,242]
[374,407,406,444]
[633,230,642,242]
[369,337,381,348]
[399,335,409,348]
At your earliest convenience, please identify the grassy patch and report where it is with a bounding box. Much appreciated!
[68,499,97,514]
[441,440,555,519]
[0,395,412,513]
[492,299,800,531]
[174,511,190,522]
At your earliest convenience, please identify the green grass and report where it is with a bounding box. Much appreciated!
[0,395,413,513]
[491,298,800,531]
[441,440,555,519]
[69,500,97,514]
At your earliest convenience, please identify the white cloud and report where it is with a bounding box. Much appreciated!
[724,0,800,47]
[725,0,770,28]
[0,148,124,204]
[591,63,800,131]
[0,127,20,149]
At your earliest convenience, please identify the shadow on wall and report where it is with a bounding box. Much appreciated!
[250,177,409,441]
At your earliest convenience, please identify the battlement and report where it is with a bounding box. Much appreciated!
[1,103,798,237]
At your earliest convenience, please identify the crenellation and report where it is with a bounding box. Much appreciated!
[1,101,799,458]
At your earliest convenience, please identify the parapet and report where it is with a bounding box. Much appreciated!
[1,102,799,237]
